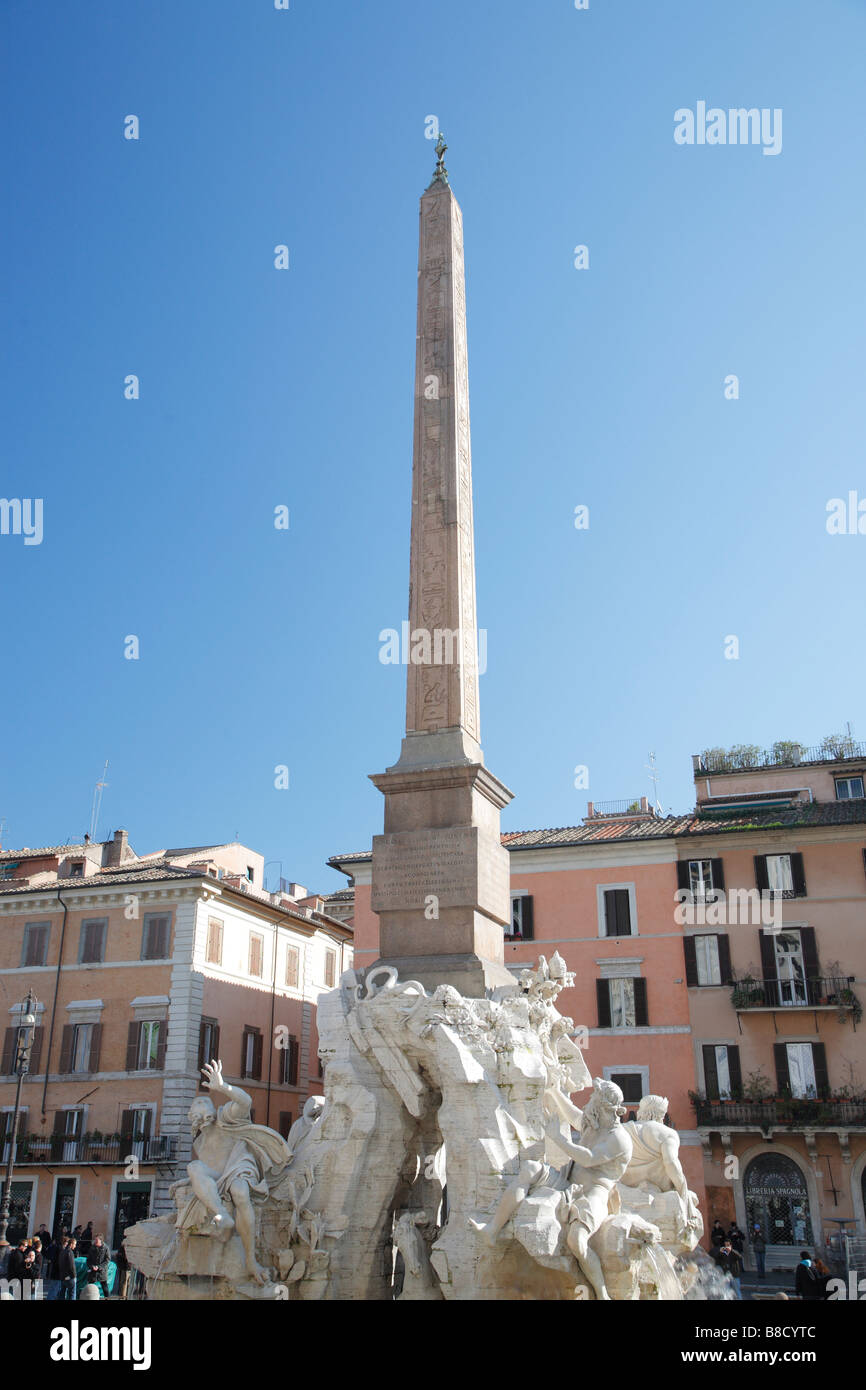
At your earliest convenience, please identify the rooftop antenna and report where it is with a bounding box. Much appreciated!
[645,751,665,816]
[89,760,109,842]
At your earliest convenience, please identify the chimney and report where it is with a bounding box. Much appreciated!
[287,882,307,900]
[107,828,129,867]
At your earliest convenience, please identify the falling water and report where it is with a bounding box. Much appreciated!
[641,1243,685,1300]
[148,1231,179,1299]
[675,1249,738,1301]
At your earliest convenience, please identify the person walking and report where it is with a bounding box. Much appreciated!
[728,1221,745,1254]
[87,1233,110,1299]
[78,1221,94,1258]
[29,1239,44,1281]
[114,1241,131,1300]
[56,1237,77,1301]
[794,1251,823,1300]
[710,1219,726,1248]
[712,1237,743,1298]
[750,1223,767,1279]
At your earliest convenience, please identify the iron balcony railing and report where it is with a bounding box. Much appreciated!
[588,799,646,817]
[696,742,866,774]
[695,1100,866,1129]
[731,975,857,1011]
[3,1134,177,1166]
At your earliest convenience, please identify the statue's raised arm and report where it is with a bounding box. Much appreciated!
[201,1058,253,1121]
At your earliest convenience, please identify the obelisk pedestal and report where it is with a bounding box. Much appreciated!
[368,139,514,998]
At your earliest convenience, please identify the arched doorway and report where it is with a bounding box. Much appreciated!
[744,1153,813,1246]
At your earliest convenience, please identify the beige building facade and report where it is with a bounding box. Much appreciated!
[0,833,351,1251]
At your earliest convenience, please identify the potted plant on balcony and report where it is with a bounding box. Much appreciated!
[731,974,763,1009]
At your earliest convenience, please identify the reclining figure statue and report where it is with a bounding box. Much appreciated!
[170,1059,292,1285]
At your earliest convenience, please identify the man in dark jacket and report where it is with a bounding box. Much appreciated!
[87,1233,110,1298]
[6,1241,28,1281]
[56,1237,77,1301]
[711,1238,743,1298]
[794,1251,823,1300]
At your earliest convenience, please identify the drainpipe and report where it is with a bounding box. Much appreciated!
[265,913,278,1129]
[41,888,71,1120]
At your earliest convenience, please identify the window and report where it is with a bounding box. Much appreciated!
[695,935,721,986]
[241,1027,263,1080]
[198,1017,220,1073]
[138,1022,160,1070]
[70,861,84,878]
[506,894,534,941]
[279,1035,299,1086]
[21,922,49,967]
[755,852,806,899]
[206,917,223,966]
[324,949,336,988]
[609,1072,643,1104]
[71,1024,92,1074]
[278,1112,293,1140]
[120,1106,153,1158]
[683,933,731,987]
[126,1020,167,1072]
[2,1023,45,1075]
[596,976,649,1028]
[689,860,713,898]
[285,945,300,989]
[249,934,264,978]
[58,1021,102,1074]
[246,865,255,883]
[758,925,819,1005]
[610,978,635,1026]
[599,886,634,938]
[140,914,170,960]
[835,776,864,800]
[52,1109,83,1161]
[774,1041,829,1099]
[79,918,107,963]
[702,1043,742,1100]
[0,1108,29,1163]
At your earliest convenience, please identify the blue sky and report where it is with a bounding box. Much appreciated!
[2,0,864,893]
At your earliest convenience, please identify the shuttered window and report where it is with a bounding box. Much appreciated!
[249,934,264,978]
[603,889,632,937]
[206,918,223,966]
[507,895,535,941]
[21,922,50,967]
[141,914,170,960]
[285,945,300,989]
[279,1035,299,1086]
[595,977,648,1028]
[198,1018,220,1074]
[126,1020,167,1071]
[79,919,107,963]
[324,949,336,988]
[241,1028,263,1080]
[702,1043,742,1100]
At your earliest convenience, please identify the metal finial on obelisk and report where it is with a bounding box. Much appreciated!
[429,132,449,187]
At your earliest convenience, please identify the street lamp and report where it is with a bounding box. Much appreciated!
[0,990,37,1249]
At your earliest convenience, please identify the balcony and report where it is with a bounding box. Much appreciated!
[693,1098,866,1131]
[695,739,866,774]
[731,976,861,1029]
[4,1134,177,1165]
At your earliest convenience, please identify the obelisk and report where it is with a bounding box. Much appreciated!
[369,137,514,997]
